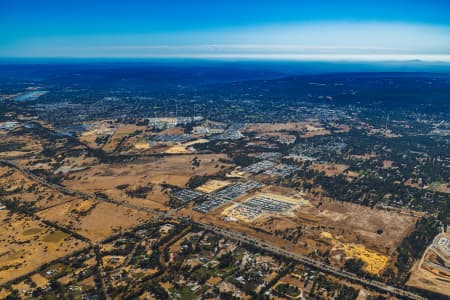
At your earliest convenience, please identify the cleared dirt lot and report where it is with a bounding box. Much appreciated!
[0,210,87,284]
[292,199,417,253]
[320,231,389,275]
[407,255,450,297]
[196,179,231,193]
[407,232,450,297]
[37,201,153,242]
[184,194,417,274]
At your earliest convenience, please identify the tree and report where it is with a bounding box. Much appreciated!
[5,290,20,300]
[219,252,233,269]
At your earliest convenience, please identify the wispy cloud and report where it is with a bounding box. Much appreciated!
[3,22,450,61]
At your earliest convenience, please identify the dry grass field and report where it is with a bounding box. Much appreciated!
[101,124,149,152]
[428,181,450,194]
[30,273,49,288]
[0,166,81,209]
[37,201,153,242]
[60,153,232,212]
[0,210,87,284]
[0,129,43,159]
[196,179,231,193]
[244,121,332,139]
[0,116,436,297]
[311,162,360,178]
[134,141,151,150]
[79,120,116,149]
[63,153,231,192]
[164,138,209,154]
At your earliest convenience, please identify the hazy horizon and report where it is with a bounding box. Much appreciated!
[1,1,450,62]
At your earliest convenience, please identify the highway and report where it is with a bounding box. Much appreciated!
[194,222,426,300]
[0,159,426,300]
[0,159,168,216]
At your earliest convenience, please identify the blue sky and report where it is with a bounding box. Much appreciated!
[1,0,450,61]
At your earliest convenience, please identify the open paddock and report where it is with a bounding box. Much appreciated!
[0,130,43,159]
[63,153,231,189]
[101,124,149,152]
[37,200,153,242]
[0,210,87,284]
[311,162,360,178]
[0,166,81,210]
[62,154,232,210]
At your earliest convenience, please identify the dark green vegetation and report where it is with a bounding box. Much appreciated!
[394,217,441,283]
[309,274,360,300]
[0,64,448,299]
[290,129,449,213]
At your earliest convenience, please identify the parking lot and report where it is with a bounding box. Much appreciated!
[223,193,298,221]
[171,189,204,204]
[264,163,297,177]
[243,160,276,174]
[193,180,264,213]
